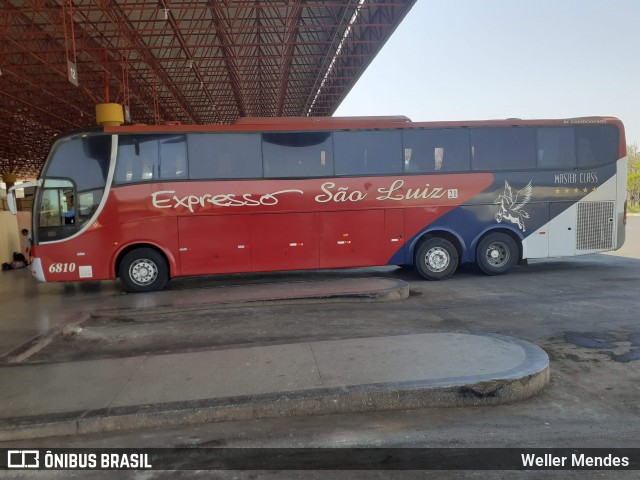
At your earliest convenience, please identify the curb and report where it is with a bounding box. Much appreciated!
[0,335,550,441]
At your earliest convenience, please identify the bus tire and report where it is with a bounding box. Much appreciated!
[119,248,169,293]
[415,237,459,280]
[476,232,518,276]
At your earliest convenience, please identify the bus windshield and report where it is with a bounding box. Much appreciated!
[36,134,111,242]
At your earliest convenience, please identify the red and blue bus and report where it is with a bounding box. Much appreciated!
[9,116,627,292]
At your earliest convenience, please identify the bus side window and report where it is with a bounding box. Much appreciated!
[575,125,619,168]
[159,136,187,180]
[471,127,536,171]
[334,130,402,176]
[262,132,333,178]
[77,190,102,225]
[188,133,262,180]
[116,136,159,183]
[402,129,470,173]
[536,127,576,169]
[39,190,62,227]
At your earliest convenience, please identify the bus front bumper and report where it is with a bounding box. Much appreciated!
[31,258,46,283]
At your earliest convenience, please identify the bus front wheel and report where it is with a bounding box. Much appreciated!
[415,237,459,280]
[119,248,169,293]
[476,232,518,276]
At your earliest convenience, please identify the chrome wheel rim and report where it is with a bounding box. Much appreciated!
[485,242,509,267]
[129,259,158,286]
[425,247,450,273]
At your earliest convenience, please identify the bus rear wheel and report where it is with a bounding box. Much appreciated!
[476,232,518,276]
[415,237,459,280]
[119,248,169,293]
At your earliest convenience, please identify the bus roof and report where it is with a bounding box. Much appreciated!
[102,116,624,134]
[234,115,412,125]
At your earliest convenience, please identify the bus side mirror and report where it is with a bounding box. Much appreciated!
[7,187,17,215]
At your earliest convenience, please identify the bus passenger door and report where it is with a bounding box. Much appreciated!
[177,215,252,276]
[251,213,319,272]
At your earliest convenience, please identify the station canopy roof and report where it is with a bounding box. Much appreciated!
[1,0,415,178]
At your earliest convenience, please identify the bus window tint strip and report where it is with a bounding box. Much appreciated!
[111,124,620,185]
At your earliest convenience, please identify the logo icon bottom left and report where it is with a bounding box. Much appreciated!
[8,450,40,468]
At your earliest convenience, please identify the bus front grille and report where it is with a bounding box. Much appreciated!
[576,201,615,251]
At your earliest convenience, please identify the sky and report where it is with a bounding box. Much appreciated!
[335,0,640,147]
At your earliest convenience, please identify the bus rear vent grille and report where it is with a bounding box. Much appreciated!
[576,201,615,251]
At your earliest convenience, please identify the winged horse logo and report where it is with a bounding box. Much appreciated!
[494,180,532,232]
